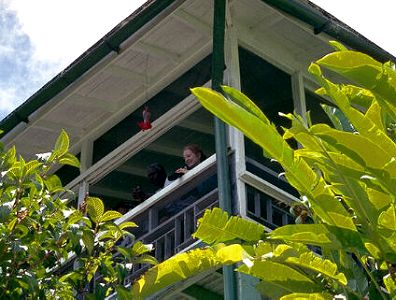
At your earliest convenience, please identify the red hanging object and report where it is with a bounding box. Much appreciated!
[138,106,152,131]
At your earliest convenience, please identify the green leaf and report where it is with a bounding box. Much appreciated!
[365,243,381,259]
[15,224,29,238]
[59,153,80,168]
[192,87,353,229]
[383,274,396,298]
[44,174,63,193]
[193,207,266,244]
[132,248,223,299]
[255,280,292,299]
[221,85,270,124]
[119,221,138,230]
[117,247,131,259]
[315,51,396,121]
[311,124,391,169]
[53,129,69,158]
[329,40,349,52]
[132,241,154,256]
[215,244,246,264]
[367,188,392,211]
[24,160,42,178]
[101,210,123,222]
[133,254,158,266]
[116,286,133,300]
[8,217,17,231]
[378,204,396,230]
[280,293,333,300]
[86,197,104,223]
[191,87,295,168]
[270,224,336,247]
[286,252,347,285]
[238,261,322,294]
[82,230,95,255]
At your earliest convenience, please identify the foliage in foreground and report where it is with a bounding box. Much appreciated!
[0,129,156,299]
[130,44,396,299]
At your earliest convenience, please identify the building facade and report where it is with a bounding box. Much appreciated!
[1,0,394,298]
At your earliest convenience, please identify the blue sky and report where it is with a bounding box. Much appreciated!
[0,0,395,122]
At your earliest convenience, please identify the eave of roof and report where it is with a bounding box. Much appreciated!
[263,0,396,63]
[1,0,394,137]
[0,0,176,136]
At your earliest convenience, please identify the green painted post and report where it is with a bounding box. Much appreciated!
[212,1,237,299]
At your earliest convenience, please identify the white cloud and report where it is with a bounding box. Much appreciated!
[0,0,145,120]
[7,0,146,68]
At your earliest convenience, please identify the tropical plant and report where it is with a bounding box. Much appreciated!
[130,43,396,299]
[0,129,156,299]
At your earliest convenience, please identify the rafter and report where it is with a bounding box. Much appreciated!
[135,41,180,64]
[173,9,212,36]
[105,64,149,83]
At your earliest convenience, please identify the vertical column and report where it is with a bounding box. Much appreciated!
[212,1,237,299]
[224,3,247,218]
[292,71,307,152]
[80,139,93,173]
[77,139,93,208]
[291,71,307,123]
[224,4,261,299]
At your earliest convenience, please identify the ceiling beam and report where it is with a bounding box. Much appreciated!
[116,164,147,177]
[105,64,149,83]
[33,120,84,138]
[178,119,213,135]
[135,41,180,64]
[70,94,119,113]
[89,185,134,202]
[145,142,182,157]
[174,9,212,36]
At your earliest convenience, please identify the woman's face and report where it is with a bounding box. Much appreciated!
[183,149,201,168]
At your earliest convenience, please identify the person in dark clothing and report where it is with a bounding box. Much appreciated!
[132,163,170,202]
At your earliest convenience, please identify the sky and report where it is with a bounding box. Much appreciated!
[0,0,395,122]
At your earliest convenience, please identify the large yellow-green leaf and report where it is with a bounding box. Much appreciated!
[191,87,294,166]
[282,112,322,152]
[367,188,392,211]
[365,100,386,132]
[307,180,356,230]
[193,207,266,243]
[286,252,347,285]
[315,51,396,120]
[311,124,391,169]
[192,87,353,229]
[270,224,336,247]
[378,204,396,230]
[383,274,396,298]
[310,65,396,163]
[238,261,322,294]
[271,224,365,253]
[132,246,242,299]
[281,293,333,300]
[221,85,270,124]
[255,281,293,299]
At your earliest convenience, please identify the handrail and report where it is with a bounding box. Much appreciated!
[115,153,217,225]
